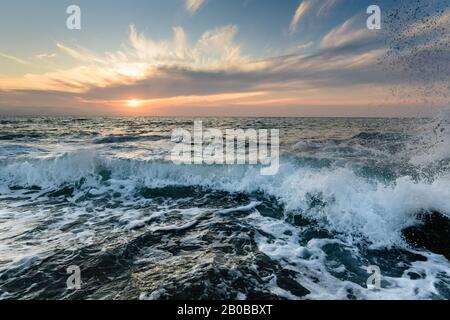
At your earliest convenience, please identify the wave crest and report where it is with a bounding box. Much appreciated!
[1,150,450,247]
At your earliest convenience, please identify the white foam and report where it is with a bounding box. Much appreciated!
[1,150,450,247]
[248,211,450,300]
[409,108,450,166]
[217,201,262,215]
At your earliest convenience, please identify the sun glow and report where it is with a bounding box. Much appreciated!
[127,99,143,108]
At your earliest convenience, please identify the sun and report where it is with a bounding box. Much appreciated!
[127,99,143,108]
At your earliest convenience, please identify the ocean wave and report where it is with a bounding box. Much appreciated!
[0,144,46,157]
[352,131,407,141]
[0,132,44,140]
[93,134,169,144]
[1,150,449,248]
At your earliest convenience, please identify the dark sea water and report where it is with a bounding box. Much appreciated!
[0,116,450,300]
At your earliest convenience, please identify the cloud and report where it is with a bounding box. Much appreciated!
[127,24,249,70]
[404,16,449,38]
[0,22,393,101]
[320,15,377,50]
[185,0,206,14]
[56,43,106,64]
[317,0,340,16]
[297,41,314,50]
[0,52,29,65]
[290,1,313,32]
[35,53,57,60]
[80,91,267,109]
[290,0,341,32]
[0,24,253,93]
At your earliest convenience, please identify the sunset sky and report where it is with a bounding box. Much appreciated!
[0,0,449,117]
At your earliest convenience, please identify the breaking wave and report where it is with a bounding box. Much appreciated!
[1,147,449,248]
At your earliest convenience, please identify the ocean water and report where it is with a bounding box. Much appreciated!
[0,116,450,300]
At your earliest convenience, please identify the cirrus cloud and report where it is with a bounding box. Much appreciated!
[290,0,341,32]
[185,0,206,14]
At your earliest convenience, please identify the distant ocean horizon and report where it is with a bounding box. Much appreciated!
[0,114,437,119]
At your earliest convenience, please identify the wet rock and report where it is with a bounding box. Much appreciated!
[402,212,450,260]
[276,269,310,298]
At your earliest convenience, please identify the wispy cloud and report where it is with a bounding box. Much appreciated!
[35,53,57,60]
[291,0,341,32]
[185,0,206,14]
[317,0,340,16]
[0,22,407,101]
[297,41,314,50]
[290,1,313,32]
[400,8,450,41]
[56,43,105,64]
[80,91,266,109]
[127,24,251,70]
[0,52,29,65]
[320,15,376,50]
[0,24,253,93]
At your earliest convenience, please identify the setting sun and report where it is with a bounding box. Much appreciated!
[127,99,143,108]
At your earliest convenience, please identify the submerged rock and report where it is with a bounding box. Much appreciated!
[403,212,450,260]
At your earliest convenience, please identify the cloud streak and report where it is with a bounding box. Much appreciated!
[0,52,29,65]
[290,1,312,32]
[320,15,379,50]
[317,0,340,16]
[185,0,206,14]
[290,0,341,32]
